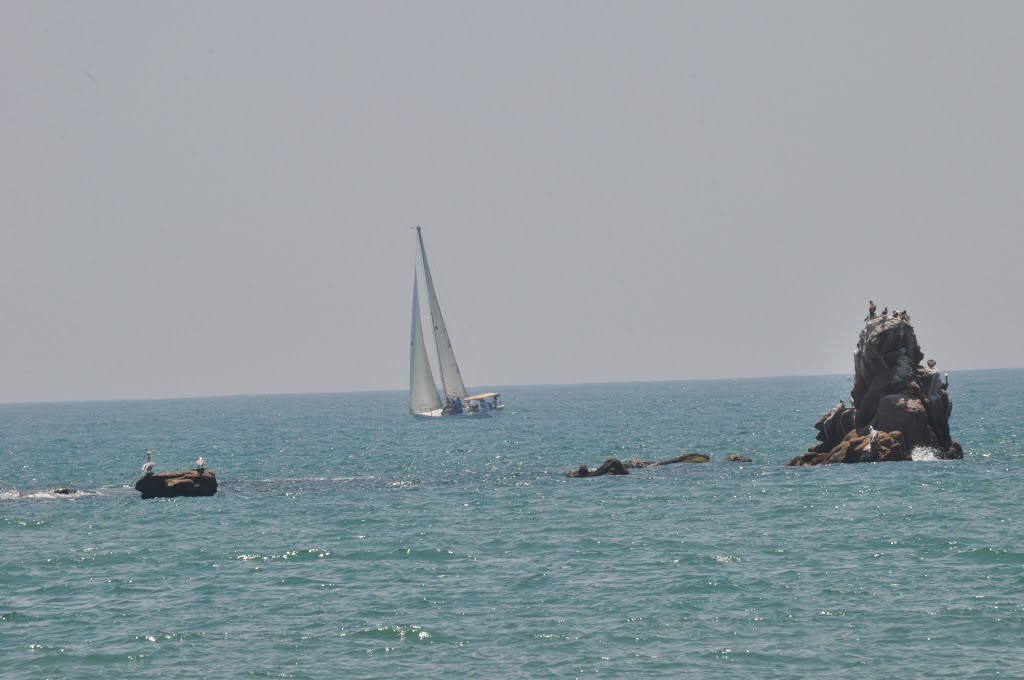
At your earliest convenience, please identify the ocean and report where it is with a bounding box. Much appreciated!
[2,371,1024,678]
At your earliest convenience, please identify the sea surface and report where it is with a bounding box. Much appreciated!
[3,371,1024,678]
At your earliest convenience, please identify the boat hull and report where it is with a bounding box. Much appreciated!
[410,405,505,419]
[411,408,445,418]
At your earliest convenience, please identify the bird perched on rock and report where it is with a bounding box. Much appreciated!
[868,301,876,318]
[196,456,206,473]
[142,450,155,475]
[892,309,899,318]
[881,306,888,317]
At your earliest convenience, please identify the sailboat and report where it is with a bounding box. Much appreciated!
[409,226,504,417]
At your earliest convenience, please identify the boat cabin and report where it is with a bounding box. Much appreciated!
[463,392,503,413]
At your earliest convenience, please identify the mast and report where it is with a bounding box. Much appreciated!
[416,226,468,399]
[409,273,443,414]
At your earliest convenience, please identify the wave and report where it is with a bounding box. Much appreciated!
[0,488,102,501]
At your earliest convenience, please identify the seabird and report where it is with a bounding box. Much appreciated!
[881,306,888,317]
[868,301,876,318]
[196,456,206,473]
[142,450,155,475]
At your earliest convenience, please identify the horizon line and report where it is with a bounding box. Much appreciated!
[1,365,1020,408]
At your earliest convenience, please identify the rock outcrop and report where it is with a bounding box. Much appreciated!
[789,312,962,466]
[135,469,218,498]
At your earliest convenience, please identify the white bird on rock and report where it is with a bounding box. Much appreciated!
[196,456,206,473]
[142,450,155,475]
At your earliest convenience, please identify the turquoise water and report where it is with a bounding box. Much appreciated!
[3,371,1024,678]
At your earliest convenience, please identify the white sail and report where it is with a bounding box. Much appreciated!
[416,227,468,399]
[409,275,443,414]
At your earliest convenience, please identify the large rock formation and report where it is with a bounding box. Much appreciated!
[789,312,962,466]
[135,469,218,498]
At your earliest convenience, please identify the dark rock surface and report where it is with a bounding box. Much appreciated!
[722,454,754,463]
[789,312,962,466]
[806,402,858,454]
[135,470,218,498]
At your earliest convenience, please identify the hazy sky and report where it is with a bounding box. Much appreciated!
[3,1,1023,403]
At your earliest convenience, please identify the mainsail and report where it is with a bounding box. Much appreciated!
[409,275,443,414]
[416,227,468,399]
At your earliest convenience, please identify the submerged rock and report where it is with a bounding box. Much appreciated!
[567,457,629,477]
[135,469,218,498]
[789,311,962,466]
[722,454,754,463]
[568,453,713,477]
[624,453,711,467]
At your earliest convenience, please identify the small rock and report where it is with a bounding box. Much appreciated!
[135,469,218,498]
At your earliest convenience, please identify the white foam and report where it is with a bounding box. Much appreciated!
[911,446,940,462]
[0,489,100,500]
